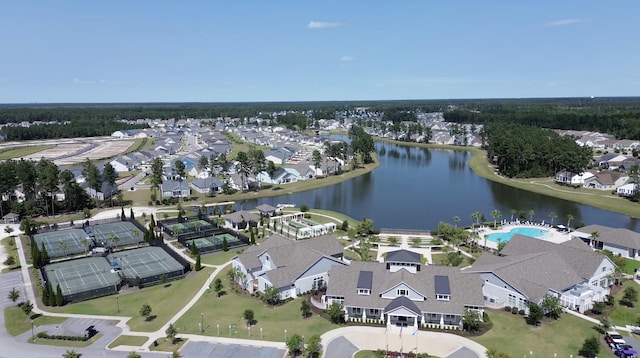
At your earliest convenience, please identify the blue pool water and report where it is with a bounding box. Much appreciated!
[484,227,551,244]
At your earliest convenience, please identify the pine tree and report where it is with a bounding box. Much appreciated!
[56,284,63,306]
[130,208,135,220]
[32,242,40,269]
[190,243,199,256]
[250,228,256,245]
[40,243,48,265]
[222,237,228,252]
[121,207,126,220]
[150,214,155,229]
[41,285,49,306]
[49,287,57,306]
[195,254,202,271]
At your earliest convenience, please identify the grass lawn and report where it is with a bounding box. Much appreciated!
[344,248,377,261]
[0,145,54,160]
[354,351,383,358]
[149,337,187,352]
[1,236,20,272]
[48,267,214,332]
[174,267,340,342]
[606,281,640,326]
[4,308,68,336]
[201,248,244,266]
[621,258,640,275]
[108,335,149,348]
[472,309,614,357]
[28,333,103,347]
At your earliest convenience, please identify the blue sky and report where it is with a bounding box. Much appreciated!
[1,1,639,103]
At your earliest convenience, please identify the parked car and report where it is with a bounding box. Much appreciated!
[607,331,627,345]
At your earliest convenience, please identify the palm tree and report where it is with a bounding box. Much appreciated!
[63,350,82,358]
[59,241,68,257]
[591,231,600,248]
[470,211,481,230]
[566,214,574,229]
[510,209,517,222]
[131,229,141,245]
[108,233,120,251]
[528,209,535,222]
[79,238,89,256]
[491,209,501,229]
[453,216,460,227]
[548,212,557,226]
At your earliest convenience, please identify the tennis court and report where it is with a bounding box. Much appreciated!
[185,232,246,254]
[165,219,215,235]
[107,247,186,285]
[91,221,144,248]
[43,257,121,302]
[33,229,91,258]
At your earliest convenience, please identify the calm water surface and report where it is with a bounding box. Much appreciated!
[241,141,640,231]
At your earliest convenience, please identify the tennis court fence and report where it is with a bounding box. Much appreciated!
[178,228,250,253]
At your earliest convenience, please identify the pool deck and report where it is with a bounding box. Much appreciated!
[476,223,572,250]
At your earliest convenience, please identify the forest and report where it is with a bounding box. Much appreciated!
[483,123,593,178]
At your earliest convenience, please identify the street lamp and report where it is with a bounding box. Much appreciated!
[116,295,120,313]
[229,324,232,336]
[200,313,204,333]
[260,327,263,339]
[284,328,287,341]
[31,320,35,341]
[217,323,220,336]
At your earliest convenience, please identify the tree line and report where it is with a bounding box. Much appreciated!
[0,119,146,140]
[443,97,640,140]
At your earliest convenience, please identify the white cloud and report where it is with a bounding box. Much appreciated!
[307,21,341,29]
[340,56,355,62]
[544,18,587,27]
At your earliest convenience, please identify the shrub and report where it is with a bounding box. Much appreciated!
[519,309,526,315]
[511,307,518,314]
[504,306,512,312]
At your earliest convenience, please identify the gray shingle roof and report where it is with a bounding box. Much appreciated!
[224,210,260,224]
[386,249,421,264]
[577,224,640,250]
[468,234,611,302]
[434,275,451,295]
[385,296,421,315]
[327,261,483,316]
[357,271,373,290]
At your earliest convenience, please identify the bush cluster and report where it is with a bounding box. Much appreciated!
[36,331,88,341]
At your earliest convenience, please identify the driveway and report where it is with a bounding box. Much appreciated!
[322,326,487,358]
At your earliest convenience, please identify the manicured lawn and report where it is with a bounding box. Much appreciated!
[621,258,640,275]
[607,281,640,326]
[201,249,244,266]
[149,337,187,352]
[0,145,54,160]
[28,333,103,347]
[344,248,377,261]
[354,351,383,358]
[108,335,149,348]
[4,308,67,336]
[1,236,20,272]
[174,267,340,342]
[48,267,214,332]
[472,309,614,357]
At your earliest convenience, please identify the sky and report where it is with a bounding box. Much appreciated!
[1,1,639,103]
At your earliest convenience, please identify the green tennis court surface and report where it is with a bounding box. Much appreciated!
[107,246,184,283]
[33,229,90,258]
[92,221,144,247]
[186,232,244,253]
[44,257,120,302]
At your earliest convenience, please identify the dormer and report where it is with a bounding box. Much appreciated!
[385,249,421,273]
[357,270,373,296]
[435,275,451,301]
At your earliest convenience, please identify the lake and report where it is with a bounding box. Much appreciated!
[240,141,640,231]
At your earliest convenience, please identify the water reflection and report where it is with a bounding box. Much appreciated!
[241,141,640,231]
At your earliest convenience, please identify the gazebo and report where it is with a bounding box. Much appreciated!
[2,213,19,224]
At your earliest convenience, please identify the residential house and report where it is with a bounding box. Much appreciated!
[265,148,295,164]
[583,171,630,190]
[555,170,594,186]
[83,182,118,201]
[575,224,640,260]
[231,234,346,299]
[160,179,190,199]
[255,204,280,217]
[467,234,615,313]
[616,183,637,198]
[325,255,484,330]
[189,177,223,195]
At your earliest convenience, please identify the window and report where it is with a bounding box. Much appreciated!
[369,309,379,315]
[436,294,450,301]
[602,266,606,272]
[358,289,370,295]
[397,289,408,296]
[352,307,361,315]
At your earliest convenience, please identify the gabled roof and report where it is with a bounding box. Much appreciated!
[224,210,260,224]
[577,224,640,250]
[327,261,483,315]
[255,204,278,213]
[468,234,611,302]
[385,296,421,315]
[386,249,421,264]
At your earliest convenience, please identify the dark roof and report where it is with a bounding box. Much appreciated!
[384,296,421,316]
[255,204,278,213]
[356,271,373,290]
[434,275,451,295]
[386,249,421,264]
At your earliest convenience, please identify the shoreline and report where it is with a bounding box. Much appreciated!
[375,137,640,219]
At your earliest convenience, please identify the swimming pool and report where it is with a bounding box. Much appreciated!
[484,227,551,244]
